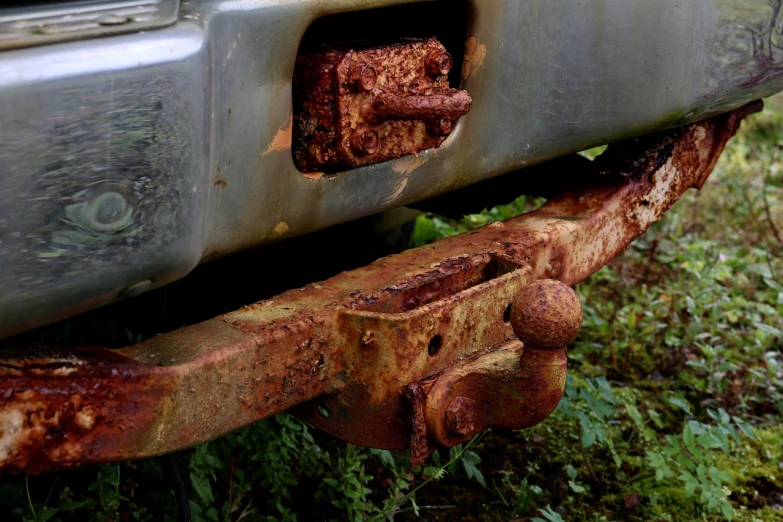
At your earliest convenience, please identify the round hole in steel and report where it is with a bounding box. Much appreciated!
[428,335,443,356]
[317,403,331,418]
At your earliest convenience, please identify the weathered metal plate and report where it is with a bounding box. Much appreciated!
[293,38,471,172]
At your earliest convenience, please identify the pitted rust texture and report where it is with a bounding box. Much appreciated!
[510,280,583,350]
[0,349,171,474]
[292,38,471,172]
[0,103,758,472]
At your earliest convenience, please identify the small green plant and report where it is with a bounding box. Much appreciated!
[532,504,566,522]
[317,446,374,522]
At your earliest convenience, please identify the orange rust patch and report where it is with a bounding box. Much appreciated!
[384,177,409,205]
[462,37,487,81]
[391,154,428,175]
[0,351,172,473]
[263,113,293,155]
[271,221,289,238]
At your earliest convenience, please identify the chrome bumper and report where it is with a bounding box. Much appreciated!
[1,0,782,338]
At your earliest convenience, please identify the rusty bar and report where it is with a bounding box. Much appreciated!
[0,103,760,473]
[370,91,472,121]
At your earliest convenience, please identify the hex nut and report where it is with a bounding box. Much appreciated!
[445,396,477,436]
[350,64,377,92]
[350,124,379,155]
[426,50,453,76]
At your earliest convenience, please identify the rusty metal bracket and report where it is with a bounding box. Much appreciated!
[292,38,471,172]
[0,102,760,473]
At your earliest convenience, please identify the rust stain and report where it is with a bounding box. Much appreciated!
[263,113,293,156]
[214,164,228,187]
[271,221,289,238]
[384,177,409,205]
[391,154,428,175]
[462,37,487,81]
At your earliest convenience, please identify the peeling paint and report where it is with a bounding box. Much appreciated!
[384,177,408,205]
[271,221,289,238]
[263,113,293,155]
[391,154,428,175]
[462,37,487,81]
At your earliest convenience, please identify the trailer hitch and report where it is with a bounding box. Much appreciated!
[0,102,760,473]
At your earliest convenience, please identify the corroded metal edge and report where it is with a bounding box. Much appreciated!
[0,102,760,473]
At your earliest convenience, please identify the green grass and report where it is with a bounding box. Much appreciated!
[3,99,783,521]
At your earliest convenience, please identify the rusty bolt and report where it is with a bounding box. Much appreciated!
[350,64,377,92]
[426,50,453,77]
[350,124,379,155]
[510,280,583,350]
[445,396,478,436]
[427,118,453,137]
[360,330,375,348]
[408,76,434,95]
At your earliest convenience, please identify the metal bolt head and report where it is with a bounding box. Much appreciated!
[350,124,379,155]
[426,50,453,77]
[120,280,152,299]
[510,279,583,349]
[350,64,377,92]
[360,330,375,348]
[97,14,130,26]
[445,396,477,436]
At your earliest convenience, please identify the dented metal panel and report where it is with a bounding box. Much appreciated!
[0,104,759,473]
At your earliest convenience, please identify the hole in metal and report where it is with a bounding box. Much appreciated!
[504,303,512,323]
[317,403,331,418]
[428,335,442,356]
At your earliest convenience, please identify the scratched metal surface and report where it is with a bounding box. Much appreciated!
[1,0,782,338]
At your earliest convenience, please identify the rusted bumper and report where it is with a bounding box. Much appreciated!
[0,102,760,473]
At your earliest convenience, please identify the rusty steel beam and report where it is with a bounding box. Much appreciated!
[0,102,760,473]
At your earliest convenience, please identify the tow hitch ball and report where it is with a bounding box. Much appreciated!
[406,279,583,465]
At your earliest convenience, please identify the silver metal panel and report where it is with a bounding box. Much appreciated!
[0,0,179,51]
[0,24,207,336]
[1,0,783,337]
